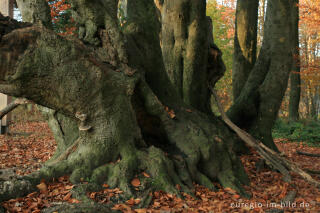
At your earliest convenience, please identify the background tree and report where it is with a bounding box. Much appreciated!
[206,0,235,111]
[289,0,301,121]
[299,0,320,120]
[229,0,296,151]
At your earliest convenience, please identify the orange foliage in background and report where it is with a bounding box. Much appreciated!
[47,0,76,36]
[298,0,320,118]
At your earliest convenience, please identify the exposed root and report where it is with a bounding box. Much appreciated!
[46,138,81,166]
[0,178,35,202]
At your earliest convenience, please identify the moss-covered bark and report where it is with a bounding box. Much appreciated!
[0,0,249,210]
[158,0,214,113]
[16,0,80,154]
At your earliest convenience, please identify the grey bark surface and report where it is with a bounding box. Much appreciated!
[0,0,250,210]
[160,0,221,113]
[232,0,259,100]
[289,0,301,121]
[229,0,295,151]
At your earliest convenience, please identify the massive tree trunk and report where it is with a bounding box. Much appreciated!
[289,0,301,121]
[16,0,80,158]
[0,0,250,209]
[229,0,295,151]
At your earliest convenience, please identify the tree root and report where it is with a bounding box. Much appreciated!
[46,137,81,166]
[211,88,320,188]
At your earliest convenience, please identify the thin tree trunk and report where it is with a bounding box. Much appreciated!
[232,0,259,100]
[289,0,301,121]
[229,0,295,151]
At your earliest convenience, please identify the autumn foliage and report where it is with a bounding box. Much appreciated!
[46,0,76,36]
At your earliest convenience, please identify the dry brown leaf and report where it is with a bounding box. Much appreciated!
[63,193,72,201]
[142,172,150,178]
[232,194,240,199]
[126,198,135,205]
[131,178,140,187]
[36,182,48,193]
[69,198,80,203]
[65,185,74,190]
[164,106,176,119]
[89,192,97,199]
[135,209,147,213]
[134,199,141,205]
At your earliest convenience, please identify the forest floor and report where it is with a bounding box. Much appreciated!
[1,121,320,213]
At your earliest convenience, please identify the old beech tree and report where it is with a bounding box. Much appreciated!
[230,0,298,151]
[0,0,305,210]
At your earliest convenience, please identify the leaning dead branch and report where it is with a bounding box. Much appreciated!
[210,88,320,188]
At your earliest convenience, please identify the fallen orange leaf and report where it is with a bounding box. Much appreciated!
[36,182,48,193]
[126,198,135,205]
[135,209,147,213]
[131,178,140,187]
[63,193,72,201]
[142,172,150,178]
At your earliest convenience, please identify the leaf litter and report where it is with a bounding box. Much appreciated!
[1,122,320,212]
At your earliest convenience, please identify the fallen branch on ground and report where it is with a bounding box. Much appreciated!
[210,87,320,188]
[297,150,320,157]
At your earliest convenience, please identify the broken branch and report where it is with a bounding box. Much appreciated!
[210,87,320,188]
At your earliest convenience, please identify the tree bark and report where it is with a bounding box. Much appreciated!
[0,0,250,207]
[232,0,259,100]
[16,0,80,155]
[159,0,223,113]
[16,0,52,29]
[289,0,301,121]
[229,0,295,151]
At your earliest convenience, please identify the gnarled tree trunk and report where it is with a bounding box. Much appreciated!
[0,0,250,209]
[16,0,80,159]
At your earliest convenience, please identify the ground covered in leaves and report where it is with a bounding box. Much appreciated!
[1,122,320,212]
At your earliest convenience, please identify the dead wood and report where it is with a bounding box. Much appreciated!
[210,87,320,188]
